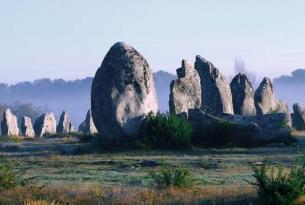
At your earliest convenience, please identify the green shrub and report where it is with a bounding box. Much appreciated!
[148,165,194,188]
[193,119,255,147]
[139,112,192,149]
[0,157,23,192]
[251,153,305,205]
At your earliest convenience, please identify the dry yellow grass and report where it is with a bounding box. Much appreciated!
[0,184,256,205]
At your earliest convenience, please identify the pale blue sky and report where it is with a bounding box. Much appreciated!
[1,0,305,83]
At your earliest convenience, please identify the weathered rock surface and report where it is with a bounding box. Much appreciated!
[223,112,292,142]
[21,116,35,138]
[169,60,201,115]
[275,100,289,114]
[230,73,256,116]
[254,77,278,114]
[195,56,234,114]
[57,111,74,133]
[292,103,305,130]
[34,112,57,137]
[78,110,98,134]
[188,108,293,145]
[91,42,158,139]
[1,108,19,136]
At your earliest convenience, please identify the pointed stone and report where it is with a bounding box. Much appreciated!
[91,42,158,138]
[169,60,201,115]
[254,77,277,114]
[230,73,256,116]
[292,103,305,130]
[195,55,234,114]
[1,108,19,136]
[78,110,98,134]
[33,112,57,137]
[21,116,35,138]
[57,111,74,133]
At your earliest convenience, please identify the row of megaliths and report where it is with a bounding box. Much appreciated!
[0,109,97,137]
[169,56,289,117]
[89,42,298,140]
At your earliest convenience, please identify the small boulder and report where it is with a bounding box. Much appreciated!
[57,111,74,133]
[230,73,256,116]
[91,42,158,139]
[79,110,98,134]
[292,103,305,130]
[1,108,19,136]
[254,77,277,114]
[169,60,201,115]
[21,116,35,138]
[34,112,57,137]
[195,56,234,114]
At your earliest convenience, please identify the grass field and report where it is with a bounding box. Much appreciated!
[0,132,304,204]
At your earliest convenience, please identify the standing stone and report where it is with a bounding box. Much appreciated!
[195,55,234,114]
[33,112,57,137]
[91,42,158,139]
[1,108,19,136]
[230,73,256,116]
[78,110,98,134]
[169,60,201,115]
[292,103,305,130]
[57,111,74,133]
[254,77,277,114]
[275,100,289,114]
[21,116,35,138]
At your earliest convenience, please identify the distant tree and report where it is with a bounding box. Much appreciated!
[234,58,259,88]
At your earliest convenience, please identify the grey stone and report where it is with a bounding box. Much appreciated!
[1,108,19,136]
[188,108,292,145]
[57,111,74,133]
[169,60,201,115]
[195,56,234,115]
[91,42,158,139]
[34,112,57,137]
[223,112,292,142]
[230,73,256,116]
[79,110,98,134]
[21,116,35,138]
[275,100,289,114]
[292,103,305,130]
[254,77,278,114]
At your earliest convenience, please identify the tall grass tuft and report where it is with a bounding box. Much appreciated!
[251,153,305,205]
[139,112,192,149]
[0,156,23,192]
[148,165,195,188]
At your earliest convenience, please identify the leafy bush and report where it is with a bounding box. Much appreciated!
[251,153,305,205]
[0,157,23,192]
[139,112,192,149]
[148,165,194,188]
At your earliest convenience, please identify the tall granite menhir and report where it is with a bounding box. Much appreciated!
[169,60,201,115]
[195,56,234,114]
[34,112,57,137]
[79,109,98,134]
[57,111,74,133]
[1,108,19,136]
[230,73,256,116]
[21,116,35,138]
[91,42,158,139]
